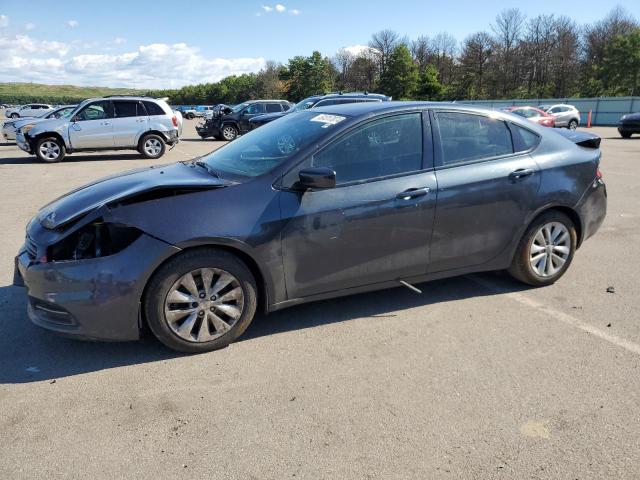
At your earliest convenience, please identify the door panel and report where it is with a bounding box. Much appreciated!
[69,101,114,149]
[112,117,147,146]
[279,172,437,298]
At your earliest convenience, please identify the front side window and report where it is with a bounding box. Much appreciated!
[75,101,111,121]
[311,113,423,185]
[435,112,513,167]
[246,103,265,114]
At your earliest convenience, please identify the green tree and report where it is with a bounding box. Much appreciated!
[379,44,419,99]
[416,64,444,100]
[602,28,640,95]
[280,51,335,100]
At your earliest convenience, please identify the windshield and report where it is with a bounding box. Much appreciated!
[201,111,349,179]
[290,98,318,112]
[232,103,249,113]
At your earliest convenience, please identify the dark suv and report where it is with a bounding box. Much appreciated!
[248,92,391,130]
[196,100,292,140]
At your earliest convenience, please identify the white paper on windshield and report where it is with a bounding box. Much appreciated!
[310,114,346,127]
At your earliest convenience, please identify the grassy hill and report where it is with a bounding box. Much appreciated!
[0,82,148,104]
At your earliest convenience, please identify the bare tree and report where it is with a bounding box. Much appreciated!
[431,32,458,84]
[459,32,493,99]
[369,29,400,76]
[491,8,526,96]
[411,35,431,72]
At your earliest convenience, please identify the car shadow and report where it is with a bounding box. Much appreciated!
[603,136,640,140]
[0,142,16,147]
[0,153,146,165]
[0,272,526,384]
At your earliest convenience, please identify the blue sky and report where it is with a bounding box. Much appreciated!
[1,0,639,88]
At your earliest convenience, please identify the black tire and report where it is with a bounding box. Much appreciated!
[568,119,578,130]
[10,113,19,119]
[144,248,258,353]
[508,210,577,287]
[35,136,66,163]
[185,113,194,120]
[620,131,632,139]
[139,133,166,159]
[221,124,238,141]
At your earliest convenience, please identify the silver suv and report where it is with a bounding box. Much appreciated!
[15,96,182,162]
[538,104,580,129]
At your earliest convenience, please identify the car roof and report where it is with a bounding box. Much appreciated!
[310,101,502,118]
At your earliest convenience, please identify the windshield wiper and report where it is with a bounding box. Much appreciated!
[194,161,221,179]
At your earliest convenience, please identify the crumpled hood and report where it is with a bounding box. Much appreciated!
[37,162,231,230]
[11,116,51,129]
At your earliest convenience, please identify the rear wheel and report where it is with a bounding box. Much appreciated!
[221,124,238,141]
[508,210,577,287]
[10,113,19,119]
[568,119,578,130]
[620,131,632,139]
[139,134,166,159]
[144,249,258,353]
[35,137,65,163]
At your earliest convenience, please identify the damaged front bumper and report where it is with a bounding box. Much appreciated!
[15,130,32,153]
[14,233,179,341]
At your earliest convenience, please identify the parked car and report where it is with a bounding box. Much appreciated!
[15,96,181,162]
[2,105,76,141]
[14,102,607,353]
[249,92,391,130]
[502,106,555,127]
[196,100,292,140]
[617,112,640,138]
[5,104,53,119]
[538,104,580,129]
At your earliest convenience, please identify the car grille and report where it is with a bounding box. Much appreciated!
[25,236,38,260]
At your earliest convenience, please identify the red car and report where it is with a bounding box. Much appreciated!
[502,106,556,127]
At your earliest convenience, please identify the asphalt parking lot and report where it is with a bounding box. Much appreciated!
[0,120,639,479]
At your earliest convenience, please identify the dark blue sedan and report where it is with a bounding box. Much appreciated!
[15,102,607,352]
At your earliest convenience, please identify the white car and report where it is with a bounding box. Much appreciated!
[538,104,581,129]
[5,104,53,119]
[2,105,76,141]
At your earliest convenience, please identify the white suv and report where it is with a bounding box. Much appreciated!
[5,104,53,119]
[15,96,182,162]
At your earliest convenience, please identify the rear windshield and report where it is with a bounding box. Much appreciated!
[201,111,349,179]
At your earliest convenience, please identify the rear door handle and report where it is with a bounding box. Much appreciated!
[509,168,534,180]
[396,187,430,200]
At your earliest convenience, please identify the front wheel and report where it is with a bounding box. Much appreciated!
[508,210,577,287]
[620,131,632,139]
[144,249,258,353]
[10,113,19,119]
[139,134,166,159]
[568,120,578,130]
[35,137,66,163]
[221,124,238,141]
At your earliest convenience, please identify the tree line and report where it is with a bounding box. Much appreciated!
[148,6,639,106]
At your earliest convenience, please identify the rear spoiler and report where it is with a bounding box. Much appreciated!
[553,129,601,149]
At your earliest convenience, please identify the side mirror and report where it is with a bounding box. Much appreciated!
[298,167,336,190]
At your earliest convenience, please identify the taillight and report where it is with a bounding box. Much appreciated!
[596,168,603,179]
[172,115,178,127]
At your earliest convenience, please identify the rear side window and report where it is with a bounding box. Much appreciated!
[265,103,281,113]
[282,103,291,111]
[312,113,423,185]
[143,101,166,116]
[435,112,513,167]
[510,123,541,152]
[113,101,140,118]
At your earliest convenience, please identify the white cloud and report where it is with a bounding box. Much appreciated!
[0,34,266,89]
[66,20,79,28]
[259,4,299,15]
[275,4,286,12]
[262,5,273,12]
[0,15,8,28]
[113,37,126,45]
[25,22,35,31]
[290,9,301,15]
[340,44,377,56]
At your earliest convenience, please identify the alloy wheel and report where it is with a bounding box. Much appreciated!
[39,141,61,160]
[144,138,162,157]
[529,222,571,277]
[164,268,245,342]
[222,126,237,141]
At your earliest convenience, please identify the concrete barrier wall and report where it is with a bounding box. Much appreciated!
[460,97,640,126]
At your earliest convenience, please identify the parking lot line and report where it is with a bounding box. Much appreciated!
[469,275,640,357]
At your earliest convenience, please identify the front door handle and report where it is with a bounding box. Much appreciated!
[101,121,111,126]
[396,187,430,200]
[509,168,534,180]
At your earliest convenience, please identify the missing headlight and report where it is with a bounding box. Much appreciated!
[48,221,142,262]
